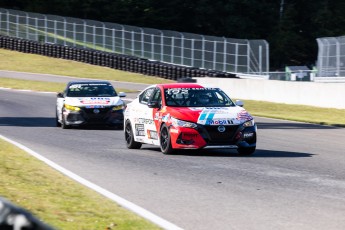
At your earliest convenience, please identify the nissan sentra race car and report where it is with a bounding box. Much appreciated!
[56,81,126,129]
[124,83,257,155]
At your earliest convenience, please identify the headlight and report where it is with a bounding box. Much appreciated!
[112,104,125,111]
[243,119,255,127]
[171,117,197,129]
[64,104,80,111]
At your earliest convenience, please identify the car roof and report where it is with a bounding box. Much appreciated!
[67,81,113,86]
[157,83,204,89]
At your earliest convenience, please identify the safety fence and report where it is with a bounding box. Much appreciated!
[0,35,238,80]
[317,36,345,80]
[0,8,269,77]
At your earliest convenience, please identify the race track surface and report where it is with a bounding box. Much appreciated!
[1,87,345,230]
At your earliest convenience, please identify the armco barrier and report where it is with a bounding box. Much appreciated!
[0,35,238,81]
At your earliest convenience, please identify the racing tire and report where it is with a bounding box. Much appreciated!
[55,110,61,127]
[160,124,174,155]
[61,113,71,129]
[125,121,142,149]
[237,146,256,156]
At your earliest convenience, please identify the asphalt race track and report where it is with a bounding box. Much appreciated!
[1,87,345,230]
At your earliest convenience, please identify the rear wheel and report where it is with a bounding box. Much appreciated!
[125,121,142,149]
[160,124,174,155]
[237,146,256,156]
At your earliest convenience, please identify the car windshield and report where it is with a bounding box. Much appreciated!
[164,87,235,107]
[66,83,117,97]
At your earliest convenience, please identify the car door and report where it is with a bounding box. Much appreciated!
[131,87,158,145]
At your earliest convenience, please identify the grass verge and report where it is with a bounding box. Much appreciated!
[0,138,160,230]
[0,77,138,93]
[0,49,174,84]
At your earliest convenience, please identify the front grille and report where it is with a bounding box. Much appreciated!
[81,107,112,121]
[198,125,240,145]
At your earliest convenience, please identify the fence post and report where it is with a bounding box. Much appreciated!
[259,45,262,74]
[223,38,227,72]
[44,15,47,43]
[83,20,86,48]
[121,25,125,54]
[213,40,217,70]
[131,30,135,56]
[160,32,164,61]
[63,18,67,46]
[54,20,57,44]
[73,22,76,46]
[140,28,144,57]
[171,36,175,63]
[112,27,116,53]
[102,22,106,51]
[16,14,19,38]
[7,10,10,36]
[235,43,239,73]
[245,40,247,73]
[93,24,96,49]
[191,39,195,67]
[151,34,154,60]
[201,36,205,69]
[181,33,185,66]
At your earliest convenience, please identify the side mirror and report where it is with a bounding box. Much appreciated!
[147,101,160,108]
[57,92,64,98]
[235,100,244,107]
[118,92,126,97]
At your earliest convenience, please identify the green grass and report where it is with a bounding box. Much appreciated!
[0,139,161,230]
[0,77,138,93]
[0,49,174,84]
[243,100,345,127]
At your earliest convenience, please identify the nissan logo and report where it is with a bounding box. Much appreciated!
[218,126,226,132]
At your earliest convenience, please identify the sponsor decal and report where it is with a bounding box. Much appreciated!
[85,105,105,108]
[170,128,179,133]
[80,98,111,105]
[162,114,170,122]
[135,124,145,136]
[206,119,232,125]
[237,110,253,120]
[134,118,154,124]
[147,130,158,139]
[197,108,230,125]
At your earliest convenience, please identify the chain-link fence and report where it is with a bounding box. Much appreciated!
[317,36,345,80]
[0,8,269,75]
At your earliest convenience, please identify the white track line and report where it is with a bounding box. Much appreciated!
[0,134,183,230]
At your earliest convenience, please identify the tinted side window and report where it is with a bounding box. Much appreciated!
[139,88,155,104]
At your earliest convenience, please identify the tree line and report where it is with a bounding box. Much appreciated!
[1,0,345,70]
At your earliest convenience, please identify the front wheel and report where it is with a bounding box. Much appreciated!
[237,146,256,156]
[125,121,142,149]
[61,113,71,129]
[160,124,174,155]
[55,109,61,127]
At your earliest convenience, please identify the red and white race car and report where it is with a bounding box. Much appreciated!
[124,83,257,155]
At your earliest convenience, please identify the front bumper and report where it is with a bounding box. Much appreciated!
[169,124,257,150]
[63,107,124,126]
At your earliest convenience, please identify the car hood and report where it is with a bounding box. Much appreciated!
[167,106,253,125]
[64,97,123,107]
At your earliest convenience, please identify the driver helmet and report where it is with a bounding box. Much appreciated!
[197,93,210,104]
